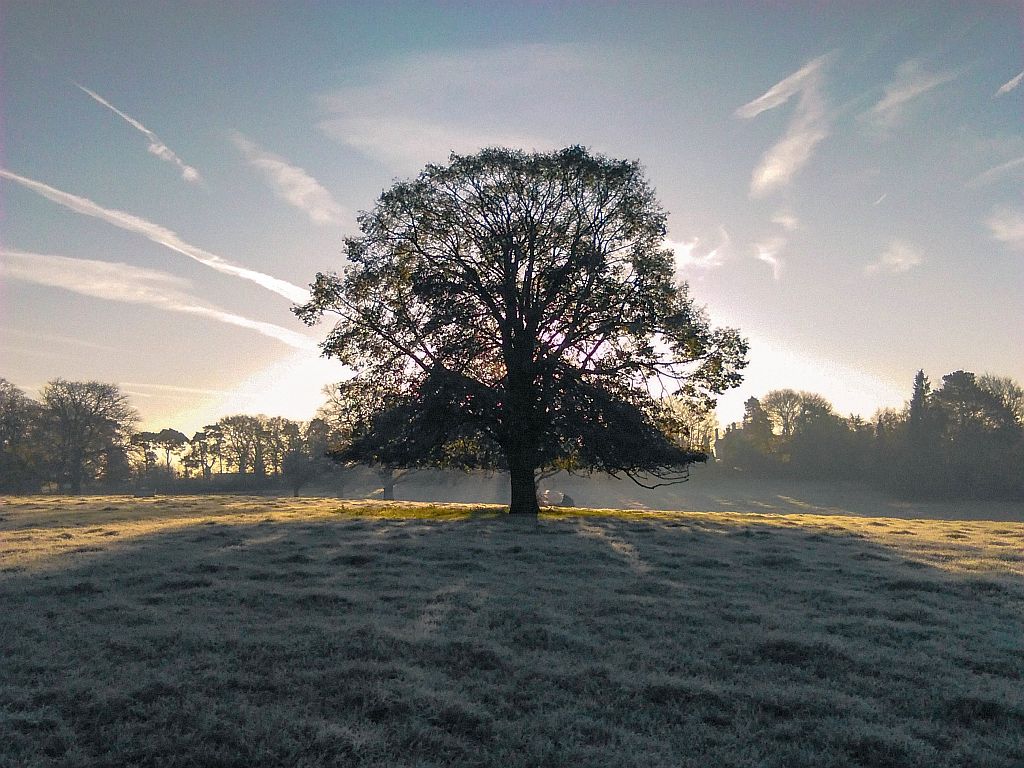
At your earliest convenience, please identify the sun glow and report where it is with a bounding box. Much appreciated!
[163,352,347,434]
[715,335,907,427]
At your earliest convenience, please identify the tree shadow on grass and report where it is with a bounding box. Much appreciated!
[2,511,1023,767]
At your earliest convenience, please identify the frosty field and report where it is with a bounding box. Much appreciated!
[1,495,1023,767]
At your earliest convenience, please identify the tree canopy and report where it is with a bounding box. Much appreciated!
[296,146,747,514]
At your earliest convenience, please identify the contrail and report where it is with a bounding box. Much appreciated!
[994,70,1024,98]
[0,168,310,304]
[231,131,346,225]
[75,83,202,183]
[1,249,316,351]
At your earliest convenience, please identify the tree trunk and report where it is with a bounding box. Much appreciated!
[508,456,539,516]
[378,467,397,500]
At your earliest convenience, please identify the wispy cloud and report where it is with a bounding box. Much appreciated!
[968,155,1024,187]
[987,207,1024,250]
[754,237,785,281]
[771,212,800,231]
[865,240,923,274]
[865,60,957,128]
[75,83,201,183]
[0,169,308,303]
[230,132,346,226]
[994,70,1024,98]
[665,229,730,274]
[2,327,118,353]
[316,44,586,171]
[320,116,546,174]
[0,249,315,350]
[736,54,832,197]
[120,382,233,397]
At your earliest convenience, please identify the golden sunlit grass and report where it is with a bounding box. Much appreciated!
[2,495,1023,767]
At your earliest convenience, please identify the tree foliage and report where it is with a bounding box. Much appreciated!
[717,370,1024,499]
[35,379,137,493]
[295,146,747,513]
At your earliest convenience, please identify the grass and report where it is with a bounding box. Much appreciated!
[1,494,1023,767]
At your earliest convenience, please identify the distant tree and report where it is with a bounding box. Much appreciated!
[907,370,932,439]
[663,395,719,454]
[262,417,302,476]
[760,389,803,439]
[741,396,774,453]
[153,428,189,475]
[182,430,218,480]
[0,379,43,492]
[934,371,1016,436]
[295,146,746,514]
[282,449,320,497]
[217,415,266,477]
[203,423,226,475]
[303,417,335,465]
[978,374,1024,428]
[901,369,942,494]
[931,370,1020,496]
[787,395,855,478]
[38,379,137,493]
[129,431,160,478]
[316,379,425,500]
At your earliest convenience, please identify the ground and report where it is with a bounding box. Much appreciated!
[1,495,1023,767]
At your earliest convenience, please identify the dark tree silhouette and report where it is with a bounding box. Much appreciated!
[38,379,137,493]
[153,428,189,473]
[295,146,747,515]
[760,389,803,439]
[282,450,319,497]
[316,380,427,500]
[0,379,42,492]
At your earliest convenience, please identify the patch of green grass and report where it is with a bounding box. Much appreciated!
[1,495,1023,766]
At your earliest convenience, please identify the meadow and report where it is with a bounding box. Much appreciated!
[1,494,1023,767]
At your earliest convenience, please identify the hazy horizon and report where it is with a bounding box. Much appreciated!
[2,3,1022,434]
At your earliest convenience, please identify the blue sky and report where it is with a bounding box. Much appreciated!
[2,2,1022,433]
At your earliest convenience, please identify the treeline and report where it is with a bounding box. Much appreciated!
[716,370,1024,500]
[4,370,1022,500]
[0,378,338,495]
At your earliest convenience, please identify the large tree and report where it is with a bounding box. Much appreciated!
[296,146,747,515]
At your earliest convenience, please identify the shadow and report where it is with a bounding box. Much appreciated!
[2,508,1023,767]
[320,468,1024,522]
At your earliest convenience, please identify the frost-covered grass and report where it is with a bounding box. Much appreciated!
[2,495,1023,767]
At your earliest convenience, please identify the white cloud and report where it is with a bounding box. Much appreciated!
[665,229,730,274]
[865,240,923,274]
[316,44,595,171]
[865,60,957,128]
[76,83,201,183]
[987,207,1024,250]
[736,54,832,196]
[120,382,233,397]
[320,116,548,174]
[230,132,346,225]
[994,70,1024,98]
[0,249,315,350]
[771,212,800,231]
[754,237,785,281]
[968,155,1024,187]
[0,169,308,303]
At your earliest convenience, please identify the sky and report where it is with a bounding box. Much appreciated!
[1,2,1022,435]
